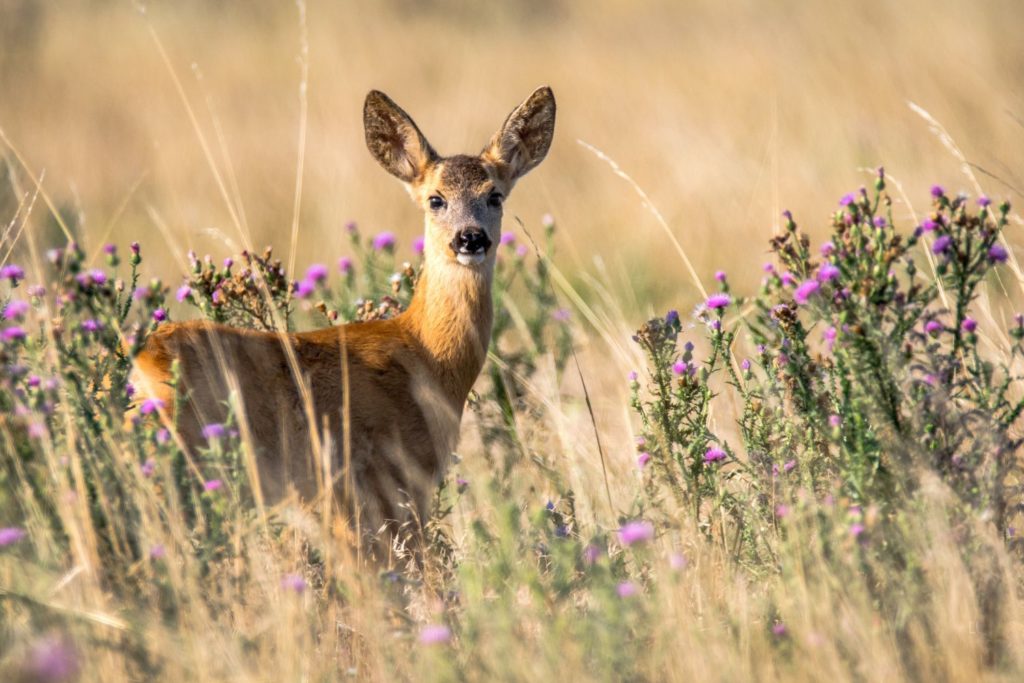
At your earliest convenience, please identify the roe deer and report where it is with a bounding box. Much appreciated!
[130,87,556,548]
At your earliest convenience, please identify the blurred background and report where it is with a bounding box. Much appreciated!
[2,0,1024,312]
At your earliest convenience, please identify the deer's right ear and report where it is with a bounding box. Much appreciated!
[364,91,438,183]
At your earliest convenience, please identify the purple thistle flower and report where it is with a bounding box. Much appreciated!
[175,285,192,302]
[152,309,167,322]
[141,459,156,478]
[500,232,516,246]
[418,624,451,645]
[820,241,835,257]
[839,193,856,207]
[704,447,726,464]
[156,428,170,444]
[961,317,977,333]
[203,479,223,492]
[763,262,775,273]
[932,235,952,254]
[23,634,79,682]
[669,552,687,570]
[705,293,731,309]
[552,308,571,323]
[103,243,117,255]
[816,263,840,282]
[413,236,425,255]
[627,370,638,382]
[372,232,396,251]
[294,279,315,299]
[931,185,945,198]
[0,527,26,546]
[775,504,789,518]
[672,361,688,375]
[1,264,25,281]
[337,257,353,274]
[665,309,679,325]
[305,263,328,283]
[925,320,943,337]
[139,398,165,415]
[223,257,233,270]
[978,196,991,207]
[583,544,602,565]
[637,452,651,468]
[3,299,30,320]
[793,280,820,305]
[618,521,654,546]
[741,359,751,371]
[850,523,866,538]
[783,459,796,473]
[345,221,358,234]
[616,581,639,598]
[281,573,307,594]
[772,623,788,637]
[130,241,141,255]
[27,285,45,298]
[714,270,727,283]
[149,544,166,560]
[3,326,26,341]
[516,244,528,258]
[873,216,887,228]
[921,219,938,232]
[988,243,1009,263]
[780,272,797,287]
[202,423,225,440]
[541,213,555,229]
[80,319,103,333]
[829,414,842,428]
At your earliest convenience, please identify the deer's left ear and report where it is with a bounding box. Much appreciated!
[364,90,438,183]
[483,86,556,182]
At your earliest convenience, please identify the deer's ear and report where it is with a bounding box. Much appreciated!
[483,86,556,182]
[364,90,438,183]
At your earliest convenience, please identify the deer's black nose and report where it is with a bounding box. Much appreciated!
[450,228,492,255]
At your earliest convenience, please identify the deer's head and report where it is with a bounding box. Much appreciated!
[364,87,555,269]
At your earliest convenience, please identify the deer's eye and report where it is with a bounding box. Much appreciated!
[428,196,447,211]
[487,192,504,208]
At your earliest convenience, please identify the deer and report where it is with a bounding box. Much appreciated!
[130,86,556,551]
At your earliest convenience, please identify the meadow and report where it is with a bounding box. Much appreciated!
[2,1,1024,681]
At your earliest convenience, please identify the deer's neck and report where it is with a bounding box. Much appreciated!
[400,256,494,404]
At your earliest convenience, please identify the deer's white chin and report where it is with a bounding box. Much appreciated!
[456,252,486,266]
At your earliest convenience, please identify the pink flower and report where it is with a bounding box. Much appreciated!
[139,398,165,415]
[3,326,26,341]
[203,479,223,492]
[413,236,425,255]
[372,232,396,251]
[637,452,651,468]
[704,447,727,464]
[202,423,225,440]
[794,280,820,305]
[618,521,654,546]
[705,293,731,309]
[337,257,353,274]
[418,624,451,645]
[281,573,307,594]
[176,285,192,302]
[583,544,602,565]
[0,527,26,546]
[305,264,328,283]
[617,581,639,598]
[3,299,30,320]
[816,263,840,282]
[500,232,516,246]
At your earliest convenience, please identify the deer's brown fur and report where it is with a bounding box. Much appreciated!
[130,87,555,547]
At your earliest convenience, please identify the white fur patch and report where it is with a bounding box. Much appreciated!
[456,252,486,266]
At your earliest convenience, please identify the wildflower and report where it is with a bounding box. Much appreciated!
[772,623,788,637]
[931,185,945,198]
[780,272,797,287]
[294,279,315,299]
[552,308,571,322]
[223,257,234,270]
[583,544,602,565]
[140,459,156,478]
[1,264,25,282]
[921,219,938,232]
[665,309,679,325]
[419,624,451,645]
[925,320,943,337]
[0,527,26,546]
[149,545,166,560]
[829,414,842,428]
[839,193,855,207]
[627,371,638,382]
[637,452,651,468]
[456,477,469,493]
[763,262,775,273]
[823,326,837,351]
[618,521,654,546]
[337,257,353,274]
[616,581,639,598]
[740,359,751,371]
[541,213,555,229]
[783,459,796,473]
[793,280,820,305]
[281,573,307,594]
[202,423,225,440]
[816,263,840,282]
[499,232,516,246]
[714,270,727,283]
[873,216,886,228]
[672,361,689,375]
[305,263,329,283]
[176,285,192,302]
[820,241,835,257]
[152,309,167,322]
[515,244,528,258]
[372,232,396,251]
[3,299,30,320]
[345,220,358,234]
[156,428,170,444]
[23,634,79,682]
[80,319,103,333]
[704,447,727,464]
[931,235,953,254]
[413,236,425,255]
[978,196,991,207]
[775,504,789,518]
[850,523,865,538]
[669,552,687,570]
[139,398,165,415]
[27,285,45,298]
[130,241,141,255]
[962,317,977,333]
[705,293,731,309]
[2,326,26,342]
[988,244,1009,263]
[635,436,646,447]
[203,479,223,492]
